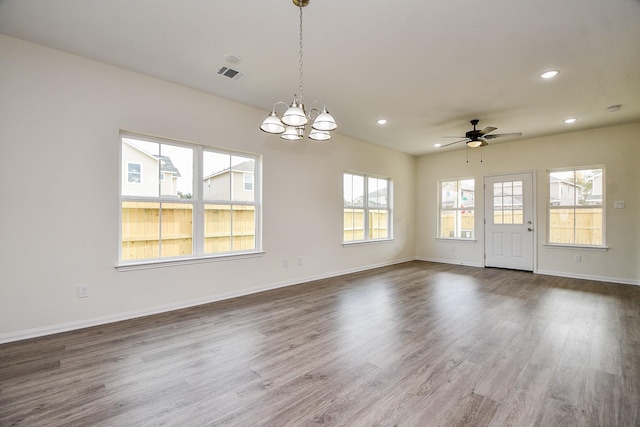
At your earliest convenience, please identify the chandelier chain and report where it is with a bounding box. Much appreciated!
[298,3,304,105]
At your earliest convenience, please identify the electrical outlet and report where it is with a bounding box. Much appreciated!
[78,284,89,298]
[282,259,288,268]
[297,257,303,266]
[574,254,581,262]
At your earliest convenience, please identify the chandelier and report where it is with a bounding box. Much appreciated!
[260,0,337,141]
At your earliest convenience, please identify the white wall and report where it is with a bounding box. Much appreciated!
[0,35,416,341]
[416,122,640,285]
[1,34,637,343]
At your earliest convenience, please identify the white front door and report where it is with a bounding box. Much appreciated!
[484,172,535,271]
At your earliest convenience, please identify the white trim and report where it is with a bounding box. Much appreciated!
[342,238,394,247]
[119,132,262,264]
[542,244,609,252]
[0,257,414,344]
[343,172,392,243]
[536,269,639,286]
[546,165,605,247]
[415,256,484,268]
[483,171,537,271]
[437,177,476,240]
[116,251,266,271]
[435,238,477,243]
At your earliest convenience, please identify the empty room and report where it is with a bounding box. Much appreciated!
[0,0,639,425]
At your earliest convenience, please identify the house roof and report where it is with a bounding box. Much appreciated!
[155,155,181,178]
[204,160,254,180]
[123,139,181,177]
[1,0,638,156]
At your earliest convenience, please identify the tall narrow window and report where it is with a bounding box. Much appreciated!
[120,133,261,265]
[343,173,392,243]
[548,167,604,246]
[438,179,475,239]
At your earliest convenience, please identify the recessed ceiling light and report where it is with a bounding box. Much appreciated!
[223,54,242,64]
[564,118,577,124]
[434,143,442,148]
[540,70,559,79]
[377,119,388,125]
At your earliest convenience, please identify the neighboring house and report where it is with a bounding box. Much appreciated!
[549,176,579,206]
[348,188,389,207]
[203,160,255,201]
[122,140,181,198]
[441,181,475,210]
[585,171,603,205]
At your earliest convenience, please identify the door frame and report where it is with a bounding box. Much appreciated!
[483,171,537,272]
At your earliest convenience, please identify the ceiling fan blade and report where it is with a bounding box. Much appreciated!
[439,138,469,148]
[483,132,522,140]
[477,126,497,136]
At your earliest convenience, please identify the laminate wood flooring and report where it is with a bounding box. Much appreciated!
[1,261,639,426]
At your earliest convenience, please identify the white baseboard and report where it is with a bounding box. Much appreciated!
[416,258,639,286]
[0,257,415,344]
[535,269,640,286]
[415,256,484,268]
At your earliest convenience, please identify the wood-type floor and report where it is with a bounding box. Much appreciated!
[1,261,639,426]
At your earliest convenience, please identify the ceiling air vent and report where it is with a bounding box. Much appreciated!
[217,66,244,80]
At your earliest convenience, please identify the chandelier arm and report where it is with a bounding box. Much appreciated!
[271,101,290,115]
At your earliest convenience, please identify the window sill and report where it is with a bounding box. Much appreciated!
[116,251,265,271]
[542,244,609,252]
[343,238,394,247]
[436,238,478,243]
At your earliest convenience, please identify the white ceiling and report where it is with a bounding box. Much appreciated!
[1,0,639,156]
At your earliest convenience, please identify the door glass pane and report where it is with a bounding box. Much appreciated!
[503,182,513,208]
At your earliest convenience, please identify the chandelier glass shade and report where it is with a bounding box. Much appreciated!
[260,0,337,141]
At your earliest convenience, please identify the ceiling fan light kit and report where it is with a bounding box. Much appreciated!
[438,119,522,150]
[260,0,337,141]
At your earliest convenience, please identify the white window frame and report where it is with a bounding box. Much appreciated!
[437,178,475,240]
[547,165,605,248]
[118,132,262,270]
[343,172,393,244]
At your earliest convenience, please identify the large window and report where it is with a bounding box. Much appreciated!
[438,179,475,239]
[120,133,261,264]
[548,167,603,246]
[343,173,392,242]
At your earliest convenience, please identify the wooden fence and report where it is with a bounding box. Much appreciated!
[121,202,255,260]
[440,209,602,245]
[344,209,388,241]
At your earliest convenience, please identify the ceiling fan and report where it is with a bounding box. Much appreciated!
[439,119,522,148]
